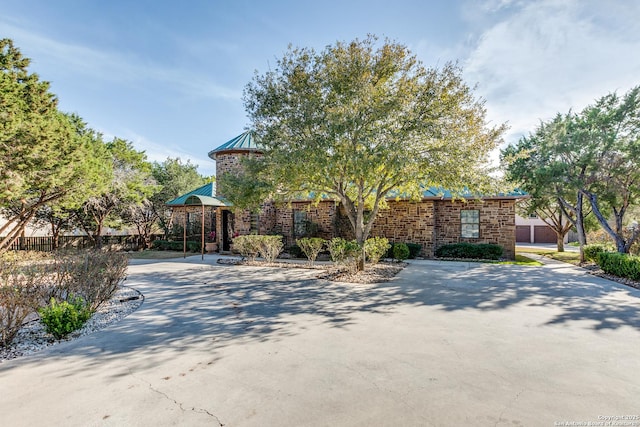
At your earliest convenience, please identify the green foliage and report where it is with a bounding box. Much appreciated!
[0,39,108,252]
[392,243,410,261]
[405,243,422,259]
[502,86,640,254]
[50,250,128,311]
[583,244,611,262]
[597,252,640,281]
[151,158,207,235]
[232,235,262,261]
[287,244,304,258]
[258,235,284,263]
[435,243,503,260]
[243,36,505,270]
[296,237,325,265]
[363,237,391,264]
[152,240,201,252]
[327,238,361,272]
[38,296,92,340]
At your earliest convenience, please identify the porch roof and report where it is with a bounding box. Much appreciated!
[165,182,230,207]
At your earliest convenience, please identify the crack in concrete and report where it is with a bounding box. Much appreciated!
[494,388,523,427]
[128,369,224,426]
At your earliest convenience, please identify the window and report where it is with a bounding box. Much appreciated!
[250,212,259,233]
[528,213,538,219]
[461,210,480,238]
[294,210,307,237]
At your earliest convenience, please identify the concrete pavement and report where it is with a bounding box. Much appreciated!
[1,255,639,426]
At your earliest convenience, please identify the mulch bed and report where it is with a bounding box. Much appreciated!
[217,258,406,284]
[580,263,640,291]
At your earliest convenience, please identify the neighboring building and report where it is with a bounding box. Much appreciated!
[515,214,569,244]
[168,130,525,259]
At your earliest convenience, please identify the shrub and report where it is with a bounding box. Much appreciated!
[597,252,640,281]
[297,237,325,265]
[38,295,92,339]
[364,237,390,264]
[0,260,47,347]
[151,240,184,251]
[258,235,284,263]
[435,242,503,260]
[583,244,610,262]
[327,238,361,263]
[406,243,422,259]
[393,243,410,261]
[287,244,304,258]
[232,235,261,261]
[51,249,128,311]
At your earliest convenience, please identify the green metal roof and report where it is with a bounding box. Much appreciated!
[208,130,264,160]
[165,182,230,206]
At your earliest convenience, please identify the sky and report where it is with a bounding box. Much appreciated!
[2,0,639,177]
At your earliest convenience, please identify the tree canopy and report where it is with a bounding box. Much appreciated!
[0,39,107,252]
[502,86,640,255]
[239,36,505,263]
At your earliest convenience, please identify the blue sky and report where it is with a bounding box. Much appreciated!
[2,0,639,177]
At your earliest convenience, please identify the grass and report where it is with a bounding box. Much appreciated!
[496,254,543,266]
[517,248,581,265]
[127,250,192,260]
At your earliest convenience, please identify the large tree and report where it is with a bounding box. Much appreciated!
[150,157,208,236]
[502,86,640,258]
[576,87,640,253]
[0,39,104,252]
[72,138,156,245]
[241,36,505,268]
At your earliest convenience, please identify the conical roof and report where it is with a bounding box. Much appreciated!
[208,130,263,160]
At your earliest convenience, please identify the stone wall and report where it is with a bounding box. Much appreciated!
[369,201,436,256]
[433,199,516,259]
[214,151,262,199]
[274,201,337,247]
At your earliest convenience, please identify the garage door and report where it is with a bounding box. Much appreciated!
[516,226,530,243]
[534,225,557,243]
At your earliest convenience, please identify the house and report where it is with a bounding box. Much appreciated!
[168,131,524,259]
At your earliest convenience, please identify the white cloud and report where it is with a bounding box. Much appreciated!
[464,0,640,144]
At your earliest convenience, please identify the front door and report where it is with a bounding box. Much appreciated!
[222,210,234,251]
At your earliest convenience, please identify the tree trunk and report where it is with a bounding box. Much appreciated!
[556,234,565,252]
[584,191,628,254]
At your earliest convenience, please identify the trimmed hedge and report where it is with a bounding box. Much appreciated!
[385,242,422,259]
[435,242,503,260]
[393,243,410,261]
[597,252,640,281]
[152,240,201,252]
[583,244,610,262]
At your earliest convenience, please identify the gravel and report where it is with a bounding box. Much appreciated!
[0,286,144,363]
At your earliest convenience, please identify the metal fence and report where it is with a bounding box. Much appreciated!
[2,235,162,252]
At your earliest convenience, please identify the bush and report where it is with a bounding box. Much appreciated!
[435,242,503,260]
[38,295,92,339]
[393,243,410,261]
[364,237,390,264]
[232,235,261,261]
[152,240,184,251]
[297,237,325,265]
[51,249,128,311]
[258,235,284,263]
[327,238,361,262]
[406,243,422,259]
[597,252,640,281]
[0,260,47,347]
[287,244,304,258]
[584,244,610,262]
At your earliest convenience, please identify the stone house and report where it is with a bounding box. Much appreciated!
[168,130,523,259]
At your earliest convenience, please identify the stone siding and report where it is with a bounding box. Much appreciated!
[369,201,436,256]
[433,199,516,259]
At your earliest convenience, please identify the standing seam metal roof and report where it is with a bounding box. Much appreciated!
[207,130,264,160]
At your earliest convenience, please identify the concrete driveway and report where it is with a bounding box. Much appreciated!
[1,256,639,426]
